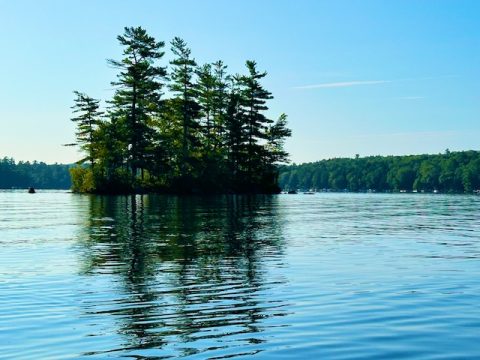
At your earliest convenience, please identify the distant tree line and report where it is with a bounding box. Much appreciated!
[3,150,479,193]
[0,157,71,189]
[279,150,480,193]
[68,27,291,194]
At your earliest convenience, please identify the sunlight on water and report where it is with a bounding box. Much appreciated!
[1,191,480,359]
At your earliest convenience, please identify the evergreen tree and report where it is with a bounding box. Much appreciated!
[68,91,103,167]
[224,76,246,186]
[238,61,274,186]
[265,113,291,165]
[107,26,166,181]
[169,37,200,177]
[94,117,128,186]
[196,63,216,151]
[211,60,230,151]
[195,62,233,189]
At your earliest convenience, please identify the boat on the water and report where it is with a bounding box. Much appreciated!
[287,190,297,194]
[28,187,36,194]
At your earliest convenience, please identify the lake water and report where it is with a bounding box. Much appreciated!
[1,191,480,359]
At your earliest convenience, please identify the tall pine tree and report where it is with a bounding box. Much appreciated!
[211,60,230,151]
[239,61,274,187]
[224,76,246,186]
[107,26,166,181]
[196,63,216,151]
[169,37,200,177]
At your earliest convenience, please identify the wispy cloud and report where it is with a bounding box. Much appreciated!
[294,75,457,90]
[294,80,391,89]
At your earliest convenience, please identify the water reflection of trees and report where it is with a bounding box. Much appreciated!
[77,195,288,358]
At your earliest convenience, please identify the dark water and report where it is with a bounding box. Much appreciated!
[1,191,480,359]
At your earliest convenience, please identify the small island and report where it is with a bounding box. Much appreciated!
[68,27,291,195]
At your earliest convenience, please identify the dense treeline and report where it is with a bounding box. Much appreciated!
[279,150,480,193]
[0,157,71,189]
[68,27,291,194]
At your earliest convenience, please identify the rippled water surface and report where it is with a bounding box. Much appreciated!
[1,191,480,359]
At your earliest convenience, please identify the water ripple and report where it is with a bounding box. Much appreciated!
[1,192,480,358]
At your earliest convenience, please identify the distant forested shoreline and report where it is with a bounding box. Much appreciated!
[3,150,480,193]
[0,158,71,189]
[279,150,480,193]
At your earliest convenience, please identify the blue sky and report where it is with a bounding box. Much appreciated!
[0,0,479,164]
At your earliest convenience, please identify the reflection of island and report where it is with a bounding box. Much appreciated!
[76,195,289,358]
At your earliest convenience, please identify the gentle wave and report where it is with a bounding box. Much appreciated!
[1,193,480,358]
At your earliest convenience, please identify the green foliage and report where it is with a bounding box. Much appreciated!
[239,61,274,186]
[0,157,71,189]
[107,26,167,180]
[67,27,291,194]
[168,37,201,177]
[70,166,95,193]
[279,151,480,193]
[68,91,103,167]
[266,114,292,165]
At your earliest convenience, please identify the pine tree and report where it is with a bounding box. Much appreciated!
[68,91,103,167]
[196,63,215,151]
[95,117,127,185]
[263,113,292,190]
[239,61,274,187]
[169,37,201,177]
[266,113,291,165]
[224,76,246,186]
[211,60,230,151]
[107,26,166,181]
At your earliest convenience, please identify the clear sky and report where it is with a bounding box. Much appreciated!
[0,0,479,164]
